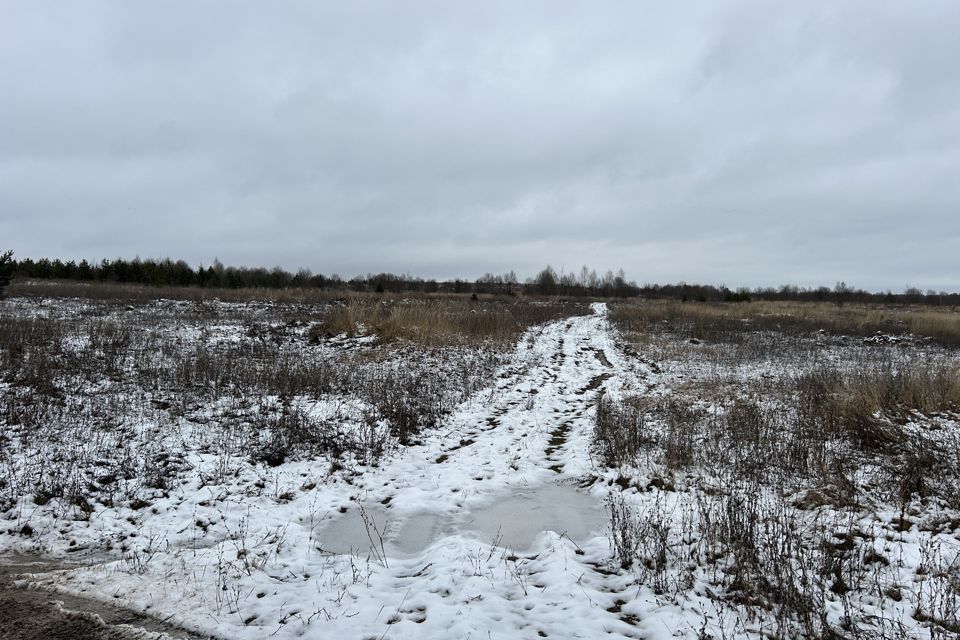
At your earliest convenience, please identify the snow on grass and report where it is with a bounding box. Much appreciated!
[7,305,656,639]
[2,297,959,638]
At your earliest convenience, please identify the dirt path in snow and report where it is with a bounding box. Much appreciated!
[314,301,657,561]
[342,302,630,504]
[299,301,660,636]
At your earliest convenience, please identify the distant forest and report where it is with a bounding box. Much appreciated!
[4,253,959,305]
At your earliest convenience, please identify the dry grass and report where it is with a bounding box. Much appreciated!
[310,298,588,346]
[602,306,960,503]
[9,279,591,347]
[910,310,960,346]
[795,362,960,460]
[847,362,960,416]
[0,296,515,507]
[598,355,960,636]
[611,299,960,347]
[593,394,647,467]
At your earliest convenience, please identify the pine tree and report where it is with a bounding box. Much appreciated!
[0,250,15,296]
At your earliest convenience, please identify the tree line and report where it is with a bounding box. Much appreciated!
[3,255,642,298]
[2,252,958,305]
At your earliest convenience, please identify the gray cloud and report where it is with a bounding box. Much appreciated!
[2,1,958,290]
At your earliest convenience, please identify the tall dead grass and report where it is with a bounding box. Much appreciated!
[603,300,960,637]
[595,359,960,506]
[611,300,960,347]
[311,299,588,346]
[0,297,513,507]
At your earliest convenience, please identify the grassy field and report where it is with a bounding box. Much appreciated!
[0,288,957,638]
[0,288,589,512]
[610,298,960,347]
[597,300,960,638]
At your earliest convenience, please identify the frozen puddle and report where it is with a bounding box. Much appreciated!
[317,484,604,558]
[463,483,605,550]
[316,507,440,556]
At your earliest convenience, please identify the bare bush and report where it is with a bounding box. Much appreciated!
[607,493,640,569]
[593,394,646,467]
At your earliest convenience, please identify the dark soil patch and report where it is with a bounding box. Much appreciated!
[545,422,571,458]
[585,347,612,368]
[0,555,210,640]
[581,373,612,394]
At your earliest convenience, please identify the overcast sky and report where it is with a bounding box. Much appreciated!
[2,1,959,291]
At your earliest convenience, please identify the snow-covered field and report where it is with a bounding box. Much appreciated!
[1,296,958,639]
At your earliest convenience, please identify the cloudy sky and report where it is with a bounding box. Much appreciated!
[2,1,958,291]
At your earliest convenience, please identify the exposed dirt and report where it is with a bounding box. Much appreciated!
[582,372,613,394]
[0,555,210,640]
[583,346,613,368]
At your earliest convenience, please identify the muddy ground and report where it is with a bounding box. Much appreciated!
[0,555,210,640]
